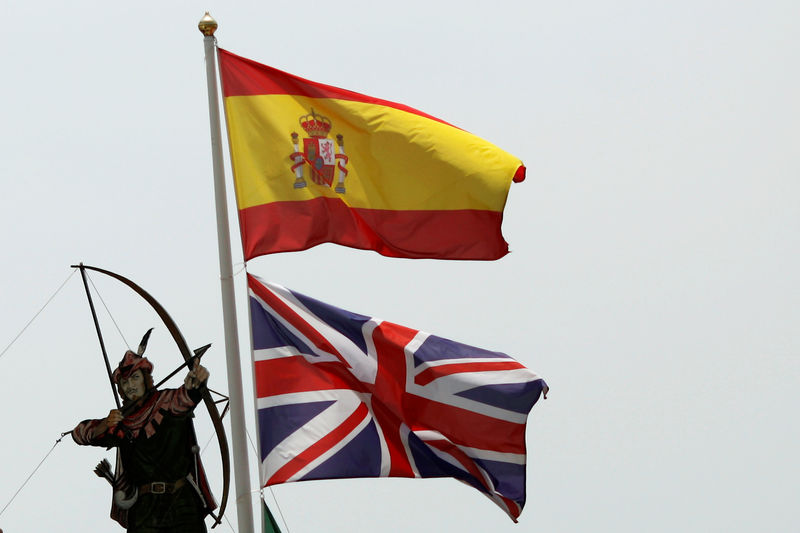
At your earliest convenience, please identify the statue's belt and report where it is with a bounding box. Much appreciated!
[138,478,186,495]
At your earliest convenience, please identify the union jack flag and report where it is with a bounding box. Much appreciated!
[248,274,547,521]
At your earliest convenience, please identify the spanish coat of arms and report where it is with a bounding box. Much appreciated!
[289,109,348,193]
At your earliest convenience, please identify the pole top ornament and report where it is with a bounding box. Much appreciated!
[198,12,218,36]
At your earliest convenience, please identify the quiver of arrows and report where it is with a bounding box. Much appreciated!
[94,458,116,487]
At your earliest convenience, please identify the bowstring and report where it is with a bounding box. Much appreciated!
[86,272,130,350]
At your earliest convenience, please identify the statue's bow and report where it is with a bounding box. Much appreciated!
[73,263,230,528]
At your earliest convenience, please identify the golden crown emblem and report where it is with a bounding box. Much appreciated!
[299,109,332,138]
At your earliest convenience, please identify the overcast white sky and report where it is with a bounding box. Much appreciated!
[1,2,798,532]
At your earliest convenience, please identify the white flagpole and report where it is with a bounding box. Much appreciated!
[198,13,255,533]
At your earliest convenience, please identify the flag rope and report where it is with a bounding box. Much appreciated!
[0,269,77,363]
[245,429,291,533]
[262,488,290,533]
[0,431,69,519]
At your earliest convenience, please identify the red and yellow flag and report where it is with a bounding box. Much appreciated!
[218,49,525,261]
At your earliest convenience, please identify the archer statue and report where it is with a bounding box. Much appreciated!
[72,330,217,532]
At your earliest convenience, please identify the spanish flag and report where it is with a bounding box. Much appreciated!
[219,49,525,261]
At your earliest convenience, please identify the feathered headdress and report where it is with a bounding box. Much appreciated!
[111,328,154,384]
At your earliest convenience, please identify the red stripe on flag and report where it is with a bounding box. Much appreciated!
[266,402,370,485]
[239,199,509,261]
[426,438,489,487]
[218,49,454,127]
[404,395,527,454]
[254,357,367,397]
[415,361,526,387]
[370,322,420,477]
[425,438,521,521]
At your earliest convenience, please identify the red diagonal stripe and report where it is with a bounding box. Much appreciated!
[415,361,526,386]
[426,438,489,490]
[266,402,370,485]
[249,274,350,367]
[426,438,521,521]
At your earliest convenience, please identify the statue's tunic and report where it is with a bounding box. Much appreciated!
[73,386,216,532]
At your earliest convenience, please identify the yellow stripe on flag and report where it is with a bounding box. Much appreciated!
[225,94,520,211]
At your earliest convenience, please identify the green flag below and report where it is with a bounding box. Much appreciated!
[263,498,282,533]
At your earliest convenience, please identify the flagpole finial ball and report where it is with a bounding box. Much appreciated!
[198,12,218,36]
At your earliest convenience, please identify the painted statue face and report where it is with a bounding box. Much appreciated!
[120,369,146,402]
